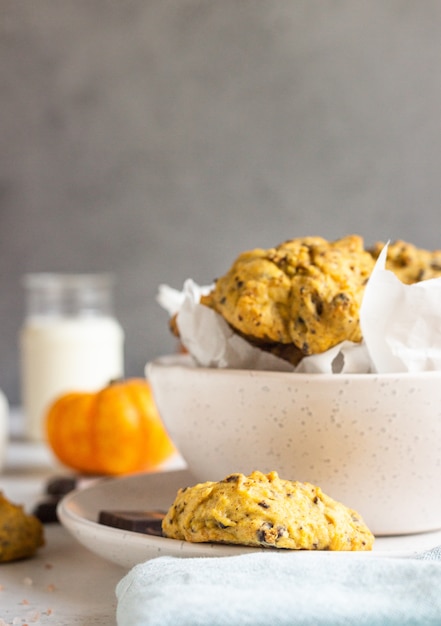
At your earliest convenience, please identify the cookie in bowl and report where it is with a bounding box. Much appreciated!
[369,239,441,284]
[162,470,374,551]
[201,234,374,359]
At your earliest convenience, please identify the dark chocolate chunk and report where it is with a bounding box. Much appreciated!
[258,500,270,509]
[217,522,229,529]
[98,510,166,536]
[256,521,274,544]
[276,525,288,538]
[32,498,60,523]
[46,476,78,496]
[223,474,240,483]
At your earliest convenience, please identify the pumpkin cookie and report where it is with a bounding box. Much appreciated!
[369,240,441,284]
[162,470,374,551]
[0,493,45,562]
[201,235,374,357]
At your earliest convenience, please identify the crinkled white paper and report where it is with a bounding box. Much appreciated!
[360,244,441,373]
[157,280,294,372]
[157,244,441,374]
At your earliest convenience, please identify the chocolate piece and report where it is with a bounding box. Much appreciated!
[33,475,78,524]
[98,510,166,536]
[32,498,60,523]
[34,475,103,525]
[45,476,78,497]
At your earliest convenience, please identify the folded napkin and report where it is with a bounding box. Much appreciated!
[116,548,441,626]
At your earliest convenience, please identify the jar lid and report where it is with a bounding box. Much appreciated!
[22,273,116,317]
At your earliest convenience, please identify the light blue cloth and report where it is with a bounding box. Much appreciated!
[116,549,441,626]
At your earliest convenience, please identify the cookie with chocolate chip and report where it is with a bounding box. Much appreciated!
[0,493,45,562]
[162,470,374,551]
[201,235,374,358]
[369,240,441,284]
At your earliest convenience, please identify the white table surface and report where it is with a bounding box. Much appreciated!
[0,411,126,626]
[3,410,441,625]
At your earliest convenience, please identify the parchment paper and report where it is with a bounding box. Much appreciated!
[157,243,441,374]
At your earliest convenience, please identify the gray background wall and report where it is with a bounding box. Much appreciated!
[2,1,441,406]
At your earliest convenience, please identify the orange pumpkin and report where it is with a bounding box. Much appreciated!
[45,379,176,475]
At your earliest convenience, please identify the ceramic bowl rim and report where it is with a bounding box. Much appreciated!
[147,353,441,382]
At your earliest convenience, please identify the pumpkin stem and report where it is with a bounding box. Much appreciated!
[108,378,123,386]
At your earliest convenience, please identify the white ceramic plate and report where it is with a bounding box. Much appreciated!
[58,469,441,570]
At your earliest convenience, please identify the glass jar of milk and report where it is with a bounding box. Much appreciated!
[20,273,125,440]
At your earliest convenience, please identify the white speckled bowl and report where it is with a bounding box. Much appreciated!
[146,354,441,536]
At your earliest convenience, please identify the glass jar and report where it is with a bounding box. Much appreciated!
[0,388,8,472]
[20,273,125,440]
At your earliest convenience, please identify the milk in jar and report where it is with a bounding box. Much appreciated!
[20,273,124,440]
